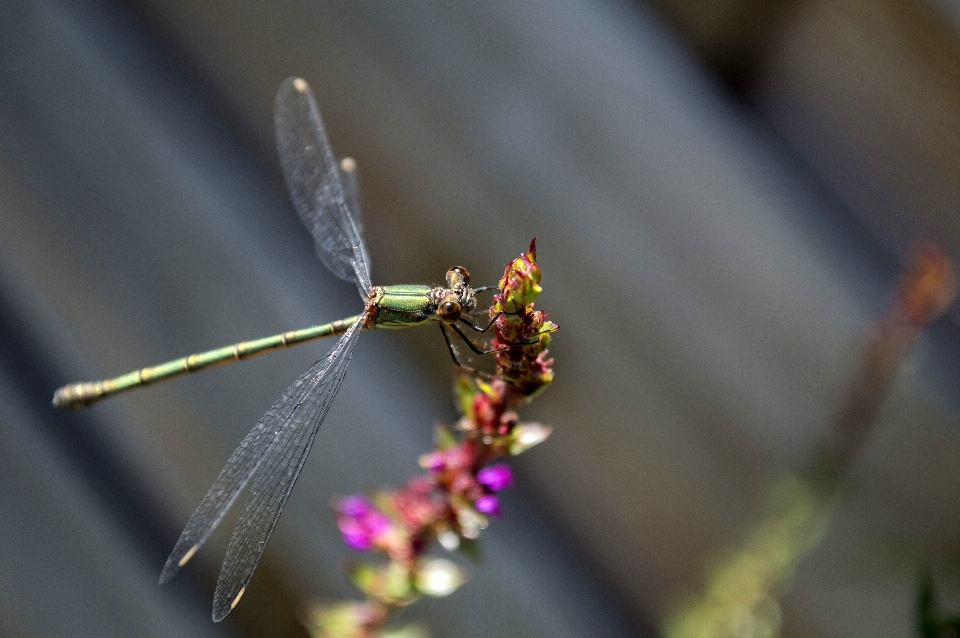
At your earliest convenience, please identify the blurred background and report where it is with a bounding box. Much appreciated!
[2,0,960,636]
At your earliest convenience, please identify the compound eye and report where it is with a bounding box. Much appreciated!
[450,266,470,284]
[438,300,461,323]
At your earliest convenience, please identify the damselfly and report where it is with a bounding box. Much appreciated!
[53,77,499,621]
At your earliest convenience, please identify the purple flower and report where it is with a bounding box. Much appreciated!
[336,495,391,550]
[339,495,373,517]
[476,463,513,491]
[474,494,501,516]
[339,523,374,550]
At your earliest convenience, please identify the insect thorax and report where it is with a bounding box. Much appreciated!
[365,278,477,329]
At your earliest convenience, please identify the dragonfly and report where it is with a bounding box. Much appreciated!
[52,77,501,622]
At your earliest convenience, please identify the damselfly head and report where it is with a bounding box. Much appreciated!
[434,266,477,321]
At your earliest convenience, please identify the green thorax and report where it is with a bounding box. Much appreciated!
[366,266,478,330]
[368,284,436,328]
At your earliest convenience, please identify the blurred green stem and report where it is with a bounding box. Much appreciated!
[665,242,956,638]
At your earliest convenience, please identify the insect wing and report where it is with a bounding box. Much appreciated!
[210,317,363,621]
[159,318,363,617]
[338,157,363,236]
[275,77,372,295]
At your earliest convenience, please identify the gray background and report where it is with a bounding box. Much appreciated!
[1,0,960,636]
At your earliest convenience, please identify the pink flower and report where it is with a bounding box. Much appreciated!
[474,494,500,516]
[476,463,513,491]
[336,496,391,551]
[421,451,445,472]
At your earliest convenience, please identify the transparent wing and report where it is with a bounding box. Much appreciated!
[158,318,364,609]
[338,157,363,237]
[210,317,363,621]
[275,77,372,295]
